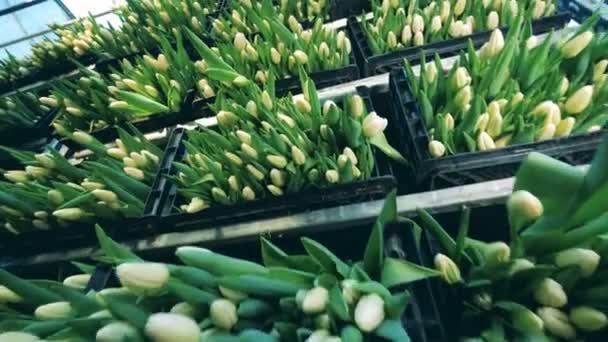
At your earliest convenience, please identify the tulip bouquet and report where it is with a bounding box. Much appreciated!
[408,135,608,340]
[211,0,352,85]
[401,14,608,158]
[0,53,28,89]
[0,126,161,233]
[167,29,402,214]
[0,18,97,89]
[363,0,558,54]
[0,91,49,132]
[0,188,440,341]
[112,0,217,51]
[48,32,209,135]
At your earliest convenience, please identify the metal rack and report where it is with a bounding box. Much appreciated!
[0,14,592,269]
[0,175,513,268]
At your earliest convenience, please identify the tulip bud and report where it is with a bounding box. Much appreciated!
[106,147,127,160]
[481,29,505,58]
[0,285,22,303]
[570,306,607,332]
[532,0,546,18]
[209,298,238,330]
[562,31,593,59]
[431,16,442,33]
[455,86,472,110]
[434,253,462,284]
[412,14,424,33]
[555,248,600,277]
[233,33,248,50]
[241,143,258,160]
[536,123,556,141]
[341,279,359,305]
[267,155,288,169]
[48,190,64,205]
[439,0,450,22]
[247,164,265,181]
[291,146,307,166]
[122,156,137,168]
[325,170,340,184]
[39,96,58,107]
[593,60,608,82]
[124,167,145,180]
[270,48,281,64]
[554,117,575,138]
[507,190,543,231]
[487,11,499,30]
[354,294,385,332]
[429,140,446,158]
[73,131,94,145]
[96,321,142,342]
[454,0,466,16]
[4,170,28,183]
[242,186,256,201]
[116,262,170,295]
[564,85,593,114]
[211,187,228,203]
[63,274,91,289]
[171,302,199,318]
[425,62,438,84]
[349,95,364,117]
[233,76,249,87]
[0,332,40,341]
[484,242,511,265]
[53,208,83,221]
[242,101,257,118]
[145,313,200,342]
[487,112,503,138]
[413,32,424,46]
[513,309,544,334]
[341,147,358,166]
[35,301,75,320]
[510,258,535,275]
[261,91,273,110]
[534,278,567,308]
[537,307,576,340]
[508,0,518,16]
[362,112,388,138]
[477,132,496,151]
[401,25,412,44]
[512,92,524,106]
[93,189,119,203]
[295,97,312,113]
[293,50,308,64]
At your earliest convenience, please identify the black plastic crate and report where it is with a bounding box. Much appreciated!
[0,129,170,257]
[348,12,571,77]
[389,68,606,191]
[564,0,608,30]
[154,87,398,233]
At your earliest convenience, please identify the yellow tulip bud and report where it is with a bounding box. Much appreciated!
[562,31,593,59]
[564,85,593,114]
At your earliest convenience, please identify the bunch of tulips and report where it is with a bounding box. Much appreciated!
[0,187,431,341]
[363,0,558,54]
[399,14,608,158]
[0,91,48,132]
[412,134,608,340]
[0,126,162,233]
[169,29,403,214]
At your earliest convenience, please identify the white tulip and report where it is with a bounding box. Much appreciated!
[145,313,200,342]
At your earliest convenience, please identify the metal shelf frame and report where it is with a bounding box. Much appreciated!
[0,176,514,268]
